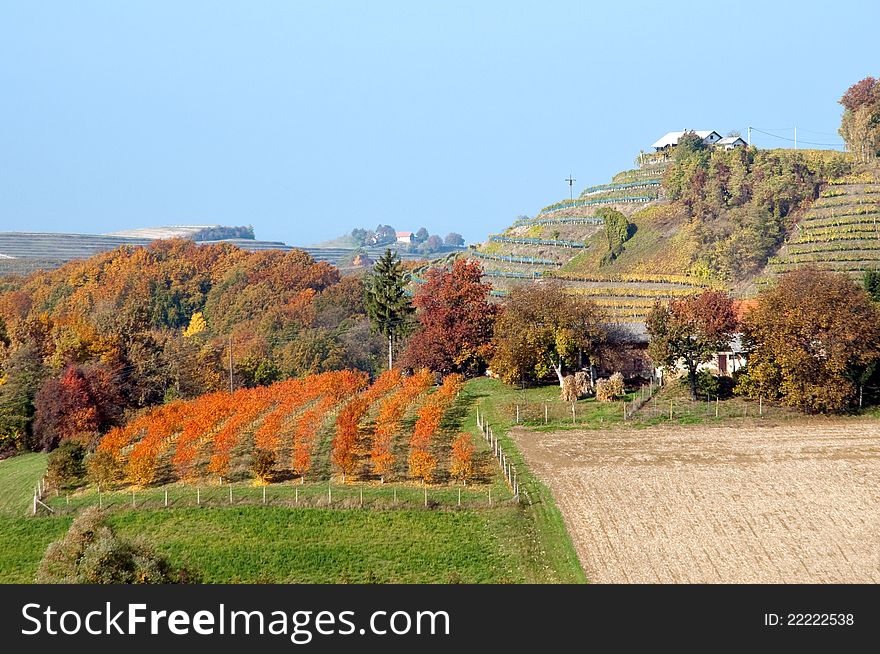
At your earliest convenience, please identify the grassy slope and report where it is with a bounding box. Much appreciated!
[462,379,587,583]
[0,381,587,584]
[560,204,700,278]
[0,454,72,583]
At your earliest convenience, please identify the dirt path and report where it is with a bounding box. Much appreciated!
[511,420,880,583]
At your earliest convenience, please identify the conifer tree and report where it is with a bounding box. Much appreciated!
[364,249,414,369]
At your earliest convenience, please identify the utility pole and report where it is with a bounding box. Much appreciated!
[565,173,576,201]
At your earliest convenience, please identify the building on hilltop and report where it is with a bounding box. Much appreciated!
[716,135,748,150]
[651,130,723,152]
[396,231,414,244]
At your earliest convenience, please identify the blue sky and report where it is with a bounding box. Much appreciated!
[0,0,877,245]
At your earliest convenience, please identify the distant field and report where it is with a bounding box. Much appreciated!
[512,420,880,583]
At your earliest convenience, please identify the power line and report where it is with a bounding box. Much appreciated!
[749,126,844,148]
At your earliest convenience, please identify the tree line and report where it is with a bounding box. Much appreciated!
[367,249,880,414]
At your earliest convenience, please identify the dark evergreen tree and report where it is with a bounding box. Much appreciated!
[0,344,46,452]
[364,249,414,369]
[864,268,880,302]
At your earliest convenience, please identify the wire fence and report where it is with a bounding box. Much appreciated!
[497,385,778,429]
[538,195,655,216]
[31,479,519,517]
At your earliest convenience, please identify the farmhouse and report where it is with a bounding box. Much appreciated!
[651,130,722,152]
[396,231,414,244]
[716,135,748,150]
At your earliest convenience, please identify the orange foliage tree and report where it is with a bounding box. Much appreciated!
[291,370,367,481]
[370,369,433,482]
[449,433,474,485]
[125,401,188,486]
[172,391,235,479]
[408,374,462,482]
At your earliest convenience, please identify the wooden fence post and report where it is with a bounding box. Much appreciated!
[165,489,168,508]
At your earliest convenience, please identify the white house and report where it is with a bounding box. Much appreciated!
[651,130,723,152]
[716,135,748,150]
[396,231,414,244]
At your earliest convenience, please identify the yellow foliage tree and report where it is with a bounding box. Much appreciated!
[183,312,207,338]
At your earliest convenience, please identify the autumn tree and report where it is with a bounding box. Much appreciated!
[183,312,207,338]
[402,259,498,376]
[33,365,123,450]
[491,282,607,387]
[449,433,474,485]
[646,290,737,400]
[839,76,880,162]
[364,249,414,369]
[737,268,880,413]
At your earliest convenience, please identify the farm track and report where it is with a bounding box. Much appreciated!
[510,420,880,583]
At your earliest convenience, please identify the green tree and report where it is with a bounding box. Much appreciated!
[865,268,880,302]
[646,290,738,400]
[46,440,87,489]
[0,344,46,452]
[364,249,414,369]
[597,207,631,265]
[491,282,606,387]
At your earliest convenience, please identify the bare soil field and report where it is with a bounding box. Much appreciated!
[511,419,880,583]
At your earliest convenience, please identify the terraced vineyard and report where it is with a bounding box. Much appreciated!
[768,168,880,280]
[439,161,711,325]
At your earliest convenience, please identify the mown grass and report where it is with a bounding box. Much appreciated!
[0,453,72,583]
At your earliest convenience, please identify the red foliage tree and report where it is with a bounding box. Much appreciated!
[401,259,498,376]
[33,364,123,450]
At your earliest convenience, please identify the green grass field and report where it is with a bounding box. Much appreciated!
[0,380,587,584]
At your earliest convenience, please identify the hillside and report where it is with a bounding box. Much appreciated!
[436,145,856,325]
[768,166,880,281]
[448,160,710,325]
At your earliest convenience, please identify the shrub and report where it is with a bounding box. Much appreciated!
[86,450,123,490]
[35,507,193,584]
[682,369,721,398]
[251,448,276,483]
[595,373,624,402]
[46,441,86,490]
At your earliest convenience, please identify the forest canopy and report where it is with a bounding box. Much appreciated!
[0,239,384,454]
